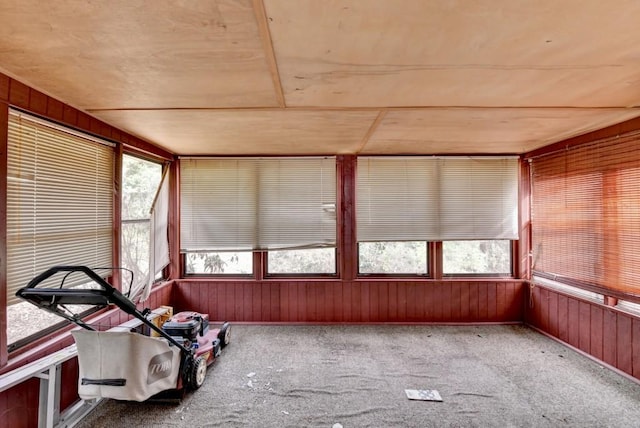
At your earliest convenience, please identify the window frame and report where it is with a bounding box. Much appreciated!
[179,157,338,279]
[354,156,518,280]
[120,152,166,299]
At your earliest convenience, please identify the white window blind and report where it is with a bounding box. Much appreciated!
[439,157,518,240]
[136,168,170,303]
[356,157,518,242]
[356,157,439,241]
[180,157,336,251]
[7,111,114,305]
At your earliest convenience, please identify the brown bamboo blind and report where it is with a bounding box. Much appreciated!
[530,131,640,297]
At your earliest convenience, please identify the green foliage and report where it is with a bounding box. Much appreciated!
[359,242,427,274]
[186,252,252,274]
[268,249,335,274]
[443,240,511,274]
[122,155,162,220]
[187,253,227,273]
[121,155,162,293]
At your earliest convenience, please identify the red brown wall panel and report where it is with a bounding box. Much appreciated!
[527,284,640,381]
[172,280,526,324]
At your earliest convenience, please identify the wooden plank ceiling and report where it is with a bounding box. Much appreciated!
[0,0,639,156]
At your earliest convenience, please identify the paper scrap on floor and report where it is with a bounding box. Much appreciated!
[405,389,443,402]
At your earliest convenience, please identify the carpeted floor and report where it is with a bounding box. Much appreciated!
[75,324,640,427]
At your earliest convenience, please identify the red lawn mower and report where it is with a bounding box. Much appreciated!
[16,265,230,401]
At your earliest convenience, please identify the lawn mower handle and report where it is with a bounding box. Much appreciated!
[25,265,139,316]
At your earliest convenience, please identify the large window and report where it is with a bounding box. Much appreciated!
[180,157,336,275]
[356,157,518,275]
[121,154,163,298]
[6,111,114,348]
[530,132,640,297]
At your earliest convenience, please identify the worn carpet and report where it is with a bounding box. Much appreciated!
[75,324,640,427]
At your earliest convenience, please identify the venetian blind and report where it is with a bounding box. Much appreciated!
[357,157,519,242]
[180,157,336,251]
[7,111,114,305]
[530,132,640,297]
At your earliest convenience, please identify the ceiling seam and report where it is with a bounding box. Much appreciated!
[85,106,640,113]
[356,109,387,154]
[253,0,286,108]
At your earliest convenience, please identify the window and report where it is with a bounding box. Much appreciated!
[180,157,336,275]
[7,111,114,348]
[356,157,518,275]
[267,248,336,275]
[186,252,253,275]
[443,240,511,275]
[530,131,640,297]
[121,155,163,299]
[359,241,427,275]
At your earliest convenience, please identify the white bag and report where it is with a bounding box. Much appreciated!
[72,330,181,401]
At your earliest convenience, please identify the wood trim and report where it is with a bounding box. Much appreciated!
[517,158,531,279]
[252,0,286,108]
[168,160,181,280]
[0,74,9,102]
[0,103,8,366]
[338,155,357,280]
[430,242,442,279]
[254,252,265,281]
[8,80,29,110]
[112,143,123,290]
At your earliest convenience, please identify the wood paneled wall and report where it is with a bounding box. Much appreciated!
[172,280,525,323]
[526,284,640,381]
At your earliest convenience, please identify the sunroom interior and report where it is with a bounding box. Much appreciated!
[1,1,640,426]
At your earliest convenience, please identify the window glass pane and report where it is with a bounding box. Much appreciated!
[443,240,511,275]
[8,272,104,347]
[121,155,162,296]
[186,252,253,274]
[359,242,427,275]
[268,248,336,274]
[121,221,151,295]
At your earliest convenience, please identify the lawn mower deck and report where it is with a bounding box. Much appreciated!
[162,311,231,389]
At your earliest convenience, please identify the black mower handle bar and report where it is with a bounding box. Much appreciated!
[24,265,139,316]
